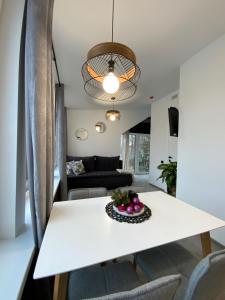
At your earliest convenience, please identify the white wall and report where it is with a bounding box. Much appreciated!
[67,109,150,157]
[149,92,179,189]
[0,0,25,239]
[177,34,225,245]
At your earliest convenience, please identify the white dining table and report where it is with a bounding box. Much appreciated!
[34,191,225,300]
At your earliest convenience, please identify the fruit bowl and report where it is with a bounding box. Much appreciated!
[113,205,144,217]
[111,189,145,217]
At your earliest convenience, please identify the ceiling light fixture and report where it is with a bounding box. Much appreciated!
[105,98,121,121]
[106,110,120,121]
[81,0,140,102]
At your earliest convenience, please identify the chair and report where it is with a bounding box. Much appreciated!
[68,187,107,200]
[67,261,181,300]
[184,249,225,300]
[135,242,198,299]
[135,243,225,300]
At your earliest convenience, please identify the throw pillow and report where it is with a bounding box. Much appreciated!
[67,156,95,172]
[71,160,85,176]
[66,161,75,175]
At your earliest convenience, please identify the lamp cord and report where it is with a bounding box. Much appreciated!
[112,0,115,43]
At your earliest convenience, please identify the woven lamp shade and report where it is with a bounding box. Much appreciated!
[82,42,141,102]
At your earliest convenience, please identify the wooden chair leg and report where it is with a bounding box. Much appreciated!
[200,231,212,257]
[53,273,68,300]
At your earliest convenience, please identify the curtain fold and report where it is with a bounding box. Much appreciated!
[121,132,130,170]
[25,0,55,248]
[56,84,67,201]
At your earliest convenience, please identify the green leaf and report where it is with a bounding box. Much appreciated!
[157,160,177,188]
[157,164,168,170]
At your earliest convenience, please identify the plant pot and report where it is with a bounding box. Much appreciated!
[167,186,176,197]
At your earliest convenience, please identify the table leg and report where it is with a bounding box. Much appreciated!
[53,272,68,300]
[200,232,212,257]
[133,256,137,270]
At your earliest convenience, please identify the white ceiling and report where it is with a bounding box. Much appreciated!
[53,0,225,109]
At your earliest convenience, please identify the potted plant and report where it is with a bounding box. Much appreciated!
[157,157,177,196]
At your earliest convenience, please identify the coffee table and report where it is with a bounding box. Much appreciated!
[33,191,225,300]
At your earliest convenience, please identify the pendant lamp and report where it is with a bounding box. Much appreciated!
[81,0,140,102]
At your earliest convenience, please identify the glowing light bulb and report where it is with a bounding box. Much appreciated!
[109,114,116,121]
[103,72,120,94]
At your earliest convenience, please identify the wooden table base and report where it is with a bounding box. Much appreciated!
[200,231,212,257]
[53,273,68,300]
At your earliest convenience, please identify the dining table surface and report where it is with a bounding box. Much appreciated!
[34,191,225,280]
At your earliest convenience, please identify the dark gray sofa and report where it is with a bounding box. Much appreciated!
[67,155,133,190]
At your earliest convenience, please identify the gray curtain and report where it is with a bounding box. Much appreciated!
[25,0,55,248]
[56,84,68,201]
[121,132,130,170]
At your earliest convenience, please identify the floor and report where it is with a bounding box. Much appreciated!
[132,174,161,192]
[107,174,160,196]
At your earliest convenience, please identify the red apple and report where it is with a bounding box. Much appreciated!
[118,205,126,212]
[133,197,140,204]
[134,204,141,213]
[139,202,144,208]
[126,205,134,214]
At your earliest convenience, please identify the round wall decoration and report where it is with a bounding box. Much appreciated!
[95,122,106,133]
[75,128,88,141]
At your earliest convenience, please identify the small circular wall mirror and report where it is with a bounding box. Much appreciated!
[75,128,88,141]
[95,122,106,133]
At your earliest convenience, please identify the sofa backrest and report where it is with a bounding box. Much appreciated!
[67,155,123,172]
[95,156,121,171]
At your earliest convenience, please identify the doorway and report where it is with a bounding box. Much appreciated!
[123,133,150,174]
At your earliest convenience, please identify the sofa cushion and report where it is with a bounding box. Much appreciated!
[67,171,133,190]
[67,155,95,172]
[95,156,120,171]
[71,160,85,176]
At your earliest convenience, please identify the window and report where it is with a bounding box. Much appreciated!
[127,133,150,174]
